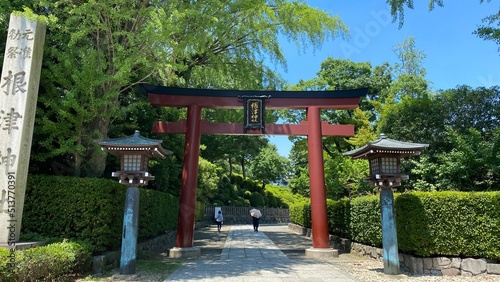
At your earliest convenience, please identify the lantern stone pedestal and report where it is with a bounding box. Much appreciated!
[119,187,140,275]
[380,188,399,275]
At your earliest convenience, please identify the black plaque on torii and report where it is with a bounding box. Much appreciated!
[240,95,270,134]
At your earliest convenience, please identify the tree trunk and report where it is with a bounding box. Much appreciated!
[241,158,246,179]
[82,116,110,178]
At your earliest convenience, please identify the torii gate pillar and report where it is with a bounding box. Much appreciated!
[169,104,202,258]
[305,106,338,258]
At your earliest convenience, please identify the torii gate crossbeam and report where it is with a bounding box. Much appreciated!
[153,120,355,136]
[140,84,367,258]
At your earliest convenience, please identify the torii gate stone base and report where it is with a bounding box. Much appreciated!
[140,85,367,259]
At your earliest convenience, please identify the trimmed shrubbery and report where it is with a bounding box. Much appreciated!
[0,239,92,282]
[289,200,311,228]
[22,175,179,253]
[349,195,382,246]
[1,175,180,280]
[290,191,500,260]
[396,191,500,259]
[327,198,351,238]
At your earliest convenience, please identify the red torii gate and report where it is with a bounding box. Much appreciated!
[139,84,367,257]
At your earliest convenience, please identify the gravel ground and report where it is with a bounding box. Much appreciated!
[260,224,500,282]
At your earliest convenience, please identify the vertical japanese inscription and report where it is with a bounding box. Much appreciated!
[247,99,262,126]
[0,14,46,249]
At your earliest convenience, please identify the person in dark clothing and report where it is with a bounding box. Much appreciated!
[252,216,260,232]
[250,208,262,232]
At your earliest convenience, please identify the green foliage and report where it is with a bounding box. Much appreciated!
[438,85,500,136]
[433,128,500,191]
[250,144,292,189]
[236,175,261,192]
[249,192,266,208]
[380,86,500,192]
[138,189,180,239]
[289,201,312,228]
[291,191,500,260]
[377,95,445,152]
[13,7,55,25]
[323,150,372,199]
[475,9,500,50]
[327,198,351,238]
[195,201,206,222]
[197,157,222,203]
[4,0,348,179]
[201,131,269,178]
[388,0,444,28]
[396,191,500,259]
[23,175,179,252]
[205,171,292,208]
[349,195,382,246]
[0,240,92,281]
[265,184,306,208]
[265,191,278,207]
[289,166,311,198]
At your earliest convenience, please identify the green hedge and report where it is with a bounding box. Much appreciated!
[0,240,91,282]
[290,191,500,260]
[22,175,179,253]
[349,195,382,246]
[327,198,351,238]
[396,191,500,259]
[289,200,311,228]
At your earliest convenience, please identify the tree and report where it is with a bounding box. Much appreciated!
[323,150,371,199]
[438,85,500,136]
[385,37,429,101]
[161,0,348,88]
[378,85,500,192]
[475,10,500,53]
[199,108,270,177]
[288,138,310,197]
[197,157,221,203]
[387,0,444,28]
[388,0,499,55]
[283,58,392,199]
[3,0,349,178]
[412,128,500,191]
[27,0,167,177]
[377,96,447,153]
[250,144,291,190]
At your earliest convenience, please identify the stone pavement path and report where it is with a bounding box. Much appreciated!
[104,224,500,282]
[166,224,360,281]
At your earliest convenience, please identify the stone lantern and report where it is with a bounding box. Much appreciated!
[96,130,171,274]
[343,133,428,275]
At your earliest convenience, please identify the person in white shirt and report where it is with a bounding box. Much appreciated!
[215,210,224,232]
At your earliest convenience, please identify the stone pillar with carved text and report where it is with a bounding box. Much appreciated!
[0,14,46,244]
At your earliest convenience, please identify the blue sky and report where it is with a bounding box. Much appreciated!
[269,0,500,157]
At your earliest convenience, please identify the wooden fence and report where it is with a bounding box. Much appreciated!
[204,206,290,224]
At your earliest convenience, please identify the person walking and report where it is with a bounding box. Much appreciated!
[250,208,262,232]
[215,210,224,232]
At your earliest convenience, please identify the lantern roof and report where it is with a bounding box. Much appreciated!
[95,130,172,158]
[343,134,429,159]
